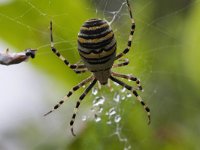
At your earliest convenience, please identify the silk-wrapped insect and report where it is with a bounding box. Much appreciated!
[0,48,36,65]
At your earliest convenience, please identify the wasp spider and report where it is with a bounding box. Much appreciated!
[45,0,150,136]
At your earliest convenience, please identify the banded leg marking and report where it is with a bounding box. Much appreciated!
[110,76,150,125]
[70,79,97,136]
[73,60,88,74]
[111,71,143,91]
[73,68,88,74]
[44,75,94,116]
[115,0,135,60]
[112,58,129,68]
[50,21,86,71]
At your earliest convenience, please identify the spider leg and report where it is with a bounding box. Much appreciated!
[110,75,150,125]
[72,60,88,74]
[97,81,102,90]
[111,71,143,91]
[75,59,83,65]
[112,58,129,68]
[107,79,114,92]
[44,75,94,116]
[115,0,135,60]
[73,68,88,74]
[70,79,97,136]
[50,21,86,71]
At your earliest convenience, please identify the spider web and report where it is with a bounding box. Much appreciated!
[0,0,199,150]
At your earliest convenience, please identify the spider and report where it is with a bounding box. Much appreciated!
[45,0,150,136]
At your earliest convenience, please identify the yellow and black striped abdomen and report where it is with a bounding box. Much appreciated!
[78,18,116,73]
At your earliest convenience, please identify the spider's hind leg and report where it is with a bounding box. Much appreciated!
[110,75,150,124]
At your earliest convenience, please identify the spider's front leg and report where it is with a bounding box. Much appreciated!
[115,0,135,60]
[50,21,86,73]
[110,75,150,125]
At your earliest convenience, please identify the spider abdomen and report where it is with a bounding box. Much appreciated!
[78,19,116,84]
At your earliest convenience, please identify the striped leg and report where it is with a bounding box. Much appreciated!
[70,79,97,136]
[72,60,88,74]
[74,60,83,65]
[111,71,143,91]
[110,76,150,125]
[115,0,135,60]
[44,75,94,116]
[50,21,86,71]
[112,58,129,68]
[73,68,88,74]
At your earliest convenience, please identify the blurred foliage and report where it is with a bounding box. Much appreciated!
[0,0,200,150]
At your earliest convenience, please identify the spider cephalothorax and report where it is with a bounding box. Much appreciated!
[45,0,150,136]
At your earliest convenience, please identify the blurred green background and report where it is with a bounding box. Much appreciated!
[0,0,200,150]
